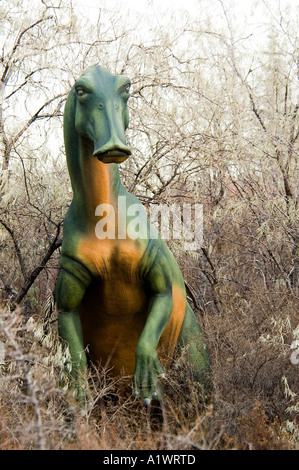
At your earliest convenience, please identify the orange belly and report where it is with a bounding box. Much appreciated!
[78,277,148,375]
[76,236,186,375]
[78,280,186,376]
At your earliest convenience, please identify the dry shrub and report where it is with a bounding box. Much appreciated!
[0,304,218,450]
[0,306,76,450]
[0,280,299,450]
[236,402,291,450]
[199,287,299,449]
[79,361,220,451]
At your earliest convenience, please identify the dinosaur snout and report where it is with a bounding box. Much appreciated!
[92,102,132,164]
[93,143,132,164]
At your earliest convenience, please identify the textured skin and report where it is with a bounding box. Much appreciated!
[56,65,211,404]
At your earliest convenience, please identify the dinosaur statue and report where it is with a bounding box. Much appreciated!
[55,65,211,405]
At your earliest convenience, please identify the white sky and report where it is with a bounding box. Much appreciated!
[77,0,248,14]
[74,0,278,51]
[75,0,263,22]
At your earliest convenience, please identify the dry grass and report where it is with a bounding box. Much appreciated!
[0,289,298,450]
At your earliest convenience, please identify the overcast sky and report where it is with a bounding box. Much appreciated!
[74,0,276,53]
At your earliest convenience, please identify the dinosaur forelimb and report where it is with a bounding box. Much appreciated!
[58,310,89,405]
[133,344,165,404]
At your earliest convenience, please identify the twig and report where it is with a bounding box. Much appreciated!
[0,218,27,279]
[12,227,62,307]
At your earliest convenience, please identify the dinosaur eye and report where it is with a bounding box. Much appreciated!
[76,87,85,97]
[124,84,130,95]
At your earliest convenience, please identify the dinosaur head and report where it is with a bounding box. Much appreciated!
[73,65,132,164]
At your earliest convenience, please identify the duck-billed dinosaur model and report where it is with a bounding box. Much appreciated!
[55,65,211,405]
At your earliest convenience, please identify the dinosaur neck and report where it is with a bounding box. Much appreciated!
[68,136,122,224]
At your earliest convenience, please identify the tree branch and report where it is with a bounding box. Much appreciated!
[0,219,27,279]
[1,18,48,84]
[12,226,62,307]
[11,93,66,148]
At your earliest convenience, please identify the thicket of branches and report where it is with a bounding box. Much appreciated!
[0,0,298,450]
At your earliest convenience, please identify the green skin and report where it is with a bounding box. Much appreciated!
[55,65,211,405]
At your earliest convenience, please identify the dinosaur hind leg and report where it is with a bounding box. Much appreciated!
[55,266,91,403]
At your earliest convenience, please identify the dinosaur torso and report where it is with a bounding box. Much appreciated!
[61,201,186,375]
[77,239,149,375]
